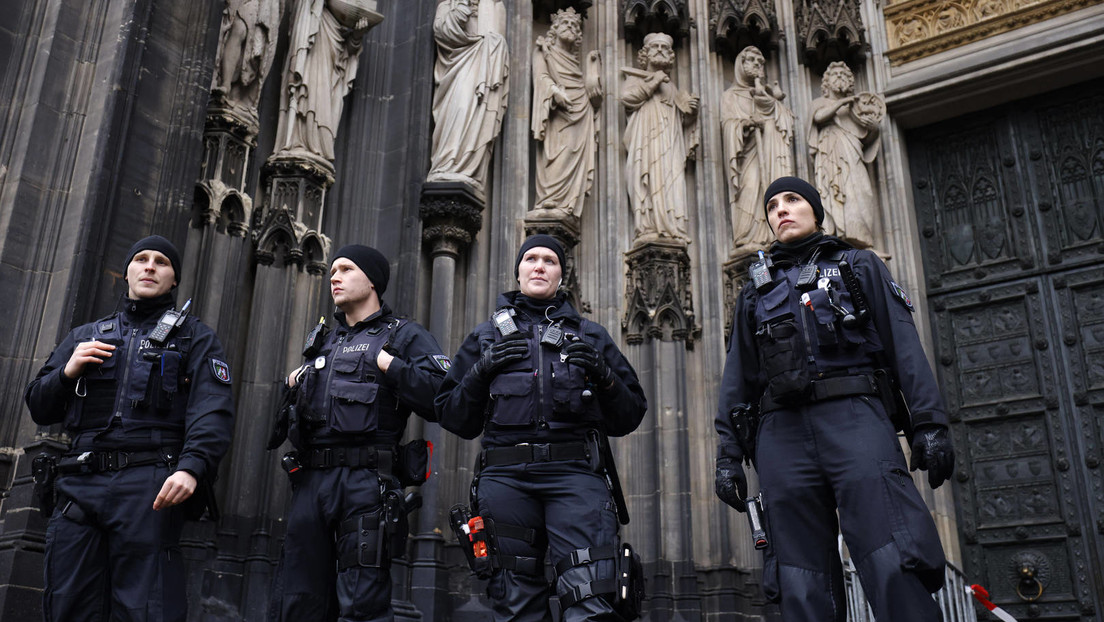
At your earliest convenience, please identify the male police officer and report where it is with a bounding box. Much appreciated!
[268,244,449,622]
[436,234,648,621]
[714,177,955,622]
[25,235,234,622]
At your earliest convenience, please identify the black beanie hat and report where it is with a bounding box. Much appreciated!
[125,235,181,287]
[333,244,390,296]
[515,234,566,279]
[764,176,825,226]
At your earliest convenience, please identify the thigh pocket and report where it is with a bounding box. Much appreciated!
[879,461,946,591]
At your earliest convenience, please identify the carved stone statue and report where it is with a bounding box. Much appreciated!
[721,46,795,253]
[427,0,510,201]
[274,0,380,166]
[622,32,699,244]
[211,0,283,126]
[531,8,602,218]
[809,61,885,248]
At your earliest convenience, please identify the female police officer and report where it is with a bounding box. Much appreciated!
[25,235,234,621]
[714,177,954,622]
[436,234,648,621]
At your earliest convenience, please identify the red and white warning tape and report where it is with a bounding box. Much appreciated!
[966,584,1019,622]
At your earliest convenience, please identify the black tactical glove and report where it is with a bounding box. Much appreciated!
[715,456,748,512]
[563,340,613,387]
[470,333,529,383]
[909,424,955,489]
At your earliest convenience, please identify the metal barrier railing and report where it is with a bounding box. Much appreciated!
[844,558,978,622]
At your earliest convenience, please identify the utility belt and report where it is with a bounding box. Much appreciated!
[283,439,432,487]
[56,448,175,475]
[294,445,393,470]
[480,441,590,468]
[760,374,879,413]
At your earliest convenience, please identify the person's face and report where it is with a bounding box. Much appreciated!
[554,16,581,46]
[741,51,765,80]
[646,40,674,69]
[517,247,562,300]
[329,257,375,310]
[824,66,854,96]
[766,191,819,243]
[126,250,176,299]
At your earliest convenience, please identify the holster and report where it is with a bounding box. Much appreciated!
[873,368,914,443]
[31,453,58,516]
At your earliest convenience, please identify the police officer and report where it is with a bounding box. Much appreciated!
[714,177,955,622]
[25,235,234,622]
[268,244,449,622]
[436,234,648,621]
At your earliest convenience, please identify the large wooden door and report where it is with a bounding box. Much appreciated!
[907,79,1104,620]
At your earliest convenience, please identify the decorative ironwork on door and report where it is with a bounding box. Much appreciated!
[908,79,1104,621]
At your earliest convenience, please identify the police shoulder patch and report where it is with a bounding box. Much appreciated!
[890,282,914,312]
[432,354,452,372]
[210,358,232,384]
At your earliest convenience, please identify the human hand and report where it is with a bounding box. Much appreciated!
[715,457,748,512]
[471,333,529,382]
[153,470,197,510]
[910,425,955,489]
[376,349,395,373]
[63,340,117,379]
[563,340,612,387]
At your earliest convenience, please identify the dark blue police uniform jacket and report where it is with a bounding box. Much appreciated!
[25,293,234,622]
[716,234,947,622]
[435,291,647,620]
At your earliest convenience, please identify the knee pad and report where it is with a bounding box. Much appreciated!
[555,542,644,620]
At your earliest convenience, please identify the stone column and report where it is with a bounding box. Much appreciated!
[410,181,483,620]
[621,238,702,617]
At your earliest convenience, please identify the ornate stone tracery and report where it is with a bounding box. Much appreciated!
[623,241,700,346]
[622,0,691,46]
[709,0,780,58]
[794,0,868,73]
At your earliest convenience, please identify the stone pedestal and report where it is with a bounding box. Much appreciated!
[622,240,700,346]
[523,209,588,312]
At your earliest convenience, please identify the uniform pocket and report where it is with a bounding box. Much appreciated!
[329,379,380,434]
[550,360,587,416]
[880,461,946,592]
[489,372,535,427]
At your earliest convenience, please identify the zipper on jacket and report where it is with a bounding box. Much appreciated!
[116,327,140,419]
[536,324,548,430]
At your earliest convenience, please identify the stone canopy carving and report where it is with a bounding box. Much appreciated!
[721,45,795,254]
[427,0,510,203]
[274,0,382,171]
[623,0,691,46]
[531,7,603,219]
[709,0,780,59]
[809,61,884,249]
[794,0,868,73]
[622,32,699,245]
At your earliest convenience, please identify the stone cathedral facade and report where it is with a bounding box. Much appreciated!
[0,0,1102,620]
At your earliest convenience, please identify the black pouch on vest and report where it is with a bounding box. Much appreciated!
[397,439,431,487]
[756,319,811,403]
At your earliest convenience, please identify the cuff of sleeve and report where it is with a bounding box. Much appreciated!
[383,357,406,384]
[717,444,743,462]
[910,410,949,430]
[176,456,206,481]
[58,369,78,389]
